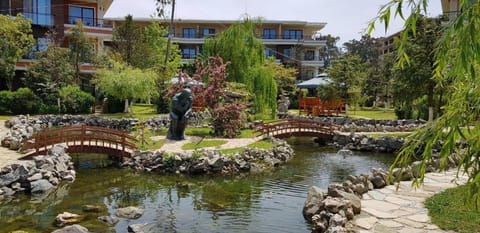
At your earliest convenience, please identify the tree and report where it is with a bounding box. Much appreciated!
[370,0,480,199]
[68,21,94,83]
[94,60,157,113]
[112,15,145,67]
[317,34,341,68]
[266,60,298,97]
[25,30,75,104]
[0,14,35,90]
[343,35,384,107]
[326,55,367,112]
[204,19,277,117]
[391,17,442,120]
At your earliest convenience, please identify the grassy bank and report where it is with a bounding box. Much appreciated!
[425,185,480,232]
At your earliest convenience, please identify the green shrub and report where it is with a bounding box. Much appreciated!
[39,104,60,114]
[106,95,124,113]
[0,91,13,114]
[59,85,94,114]
[10,88,41,114]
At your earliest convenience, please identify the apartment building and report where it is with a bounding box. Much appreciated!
[106,18,329,80]
[441,0,460,18]
[0,0,113,89]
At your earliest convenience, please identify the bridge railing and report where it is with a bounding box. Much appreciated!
[21,125,138,156]
[255,117,336,138]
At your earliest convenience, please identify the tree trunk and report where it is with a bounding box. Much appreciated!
[124,99,129,113]
[427,82,434,121]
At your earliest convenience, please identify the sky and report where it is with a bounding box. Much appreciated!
[105,0,443,46]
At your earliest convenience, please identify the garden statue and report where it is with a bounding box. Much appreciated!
[167,87,193,140]
[277,95,290,118]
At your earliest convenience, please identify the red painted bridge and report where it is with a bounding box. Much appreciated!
[255,117,337,139]
[20,125,138,159]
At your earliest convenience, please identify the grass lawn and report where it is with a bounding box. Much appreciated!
[0,115,12,121]
[425,185,480,233]
[100,104,159,120]
[182,140,227,150]
[132,129,166,150]
[346,107,396,120]
[362,132,412,139]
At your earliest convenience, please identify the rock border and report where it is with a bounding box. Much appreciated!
[121,137,294,175]
[302,151,462,233]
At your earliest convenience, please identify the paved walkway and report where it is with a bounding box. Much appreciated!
[352,169,468,233]
[0,120,28,168]
[151,135,263,153]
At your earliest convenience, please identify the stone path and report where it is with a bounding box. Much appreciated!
[151,135,263,153]
[0,120,28,168]
[352,169,468,233]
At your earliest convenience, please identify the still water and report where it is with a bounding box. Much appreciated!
[0,138,394,233]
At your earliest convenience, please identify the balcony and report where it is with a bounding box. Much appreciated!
[301,56,325,67]
[64,17,112,38]
[261,34,327,46]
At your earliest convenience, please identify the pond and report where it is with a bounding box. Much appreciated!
[0,138,394,233]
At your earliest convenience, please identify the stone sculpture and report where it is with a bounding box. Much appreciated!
[167,87,193,140]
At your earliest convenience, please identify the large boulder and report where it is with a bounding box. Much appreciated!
[115,206,144,219]
[30,179,54,193]
[303,186,327,220]
[51,224,89,233]
[128,223,157,233]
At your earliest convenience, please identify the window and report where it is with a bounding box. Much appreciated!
[283,30,303,39]
[202,28,215,37]
[263,29,276,39]
[264,48,276,58]
[182,48,196,59]
[283,48,293,58]
[304,50,314,60]
[25,37,48,59]
[69,5,94,26]
[183,28,196,38]
[23,0,52,26]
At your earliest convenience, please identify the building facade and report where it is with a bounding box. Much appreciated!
[107,18,329,80]
[0,0,113,89]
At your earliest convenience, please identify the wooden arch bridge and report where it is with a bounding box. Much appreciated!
[20,125,138,159]
[255,117,337,139]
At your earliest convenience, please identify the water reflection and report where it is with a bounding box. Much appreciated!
[0,139,394,233]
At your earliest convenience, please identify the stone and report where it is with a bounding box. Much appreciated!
[51,224,89,233]
[354,216,378,230]
[329,214,347,227]
[82,205,105,213]
[55,212,82,227]
[128,223,157,233]
[115,206,144,219]
[303,186,327,220]
[97,216,119,226]
[330,190,361,214]
[30,179,54,193]
[369,175,386,189]
[325,226,347,233]
[323,197,349,214]
[27,173,43,182]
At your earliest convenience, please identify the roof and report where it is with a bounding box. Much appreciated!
[296,76,332,89]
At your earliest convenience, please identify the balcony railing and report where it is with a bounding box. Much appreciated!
[172,32,324,41]
[67,16,111,28]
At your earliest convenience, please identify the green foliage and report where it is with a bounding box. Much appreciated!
[326,55,367,106]
[426,185,480,233]
[345,108,397,120]
[371,0,480,200]
[25,31,76,99]
[112,15,145,66]
[390,17,443,120]
[0,14,35,90]
[10,88,41,114]
[68,21,94,81]
[204,19,277,116]
[0,91,13,114]
[58,85,94,114]
[181,140,228,150]
[94,60,157,113]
